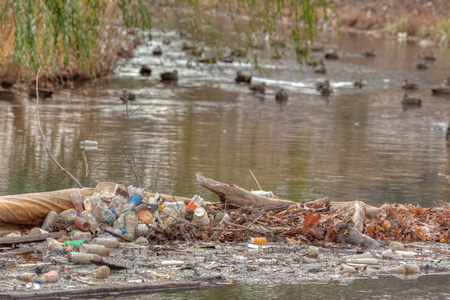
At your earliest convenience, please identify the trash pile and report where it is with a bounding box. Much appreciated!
[2,176,450,297]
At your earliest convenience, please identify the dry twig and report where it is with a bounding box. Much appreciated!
[35,67,82,188]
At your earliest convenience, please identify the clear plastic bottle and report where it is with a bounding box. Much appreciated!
[123,211,137,239]
[70,191,84,214]
[67,252,102,264]
[41,211,58,231]
[111,195,126,209]
[102,210,116,224]
[193,207,210,226]
[17,273,39,282]
[59,209,77,222]
[91,237,120,248]
[30,227,48,235]
[91,201,108,222]
[37,271,59,284]
[113,214,125,230]
[208,213,230,241]
[46,238,64,253]
[70,230,92,241]
[92,266,110,279]
[80,244,110,256]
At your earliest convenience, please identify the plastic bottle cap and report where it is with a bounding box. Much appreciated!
[35,279,42,284]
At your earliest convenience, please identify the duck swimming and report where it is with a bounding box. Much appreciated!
[160,70,178,82]
[275,89,288,102]
[401,94,421,106]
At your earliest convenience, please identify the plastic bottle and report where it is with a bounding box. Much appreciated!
[193,207,210,226]
[83,197,93,212]
[70,230,92,241]
[346,258,379,265]
[208,213,230,241]
[37,271,59,283]
[63,240,84,251]
[67,252,102,264]
[111,195,126,209]
[185,195,204,211]
[70,191,84,214]
[102,210,116,224]
[46,238,64,253]
[30,227,48,235]
[128,187,145,206]
[123,211,137,239]
[79,210,101,234]
[91,201,108,222]
[59,209,77,222]
[122,202,134,217]
[148,192,160,205]
[250,237,267,244]
[72,216,91,232]
[136,224,150,235]
[91,237,120,248]
[92,266,110,279]
[41,211,58,231]
[80,244,110,256]
[113,214,125,230]
[17,273,38,282]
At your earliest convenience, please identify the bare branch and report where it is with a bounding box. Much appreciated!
[35,67,82,188]
[115,91,142,188]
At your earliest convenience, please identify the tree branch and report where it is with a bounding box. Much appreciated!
[35,67,82,188]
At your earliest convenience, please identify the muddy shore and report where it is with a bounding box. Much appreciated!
[1,238,449,299]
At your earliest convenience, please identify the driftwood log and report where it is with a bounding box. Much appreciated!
[195,174,295,209]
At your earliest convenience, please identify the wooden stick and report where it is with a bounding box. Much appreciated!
[319,207,356,224]
[249,170,262,191]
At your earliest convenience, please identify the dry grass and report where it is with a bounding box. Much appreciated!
[332,0,450,44]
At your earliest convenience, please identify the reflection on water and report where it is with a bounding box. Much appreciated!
[115,274,450,300]
[0,32,449,209]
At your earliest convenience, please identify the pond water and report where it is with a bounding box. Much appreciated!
[115,273,450,300]
[1,30,449,209]
[1,29,450,299]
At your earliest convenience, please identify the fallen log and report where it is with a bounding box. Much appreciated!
[335,219,382,249]
[195,174,295,209]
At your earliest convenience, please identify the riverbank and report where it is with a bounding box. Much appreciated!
[330,0,450,46]
[1,237,449,299]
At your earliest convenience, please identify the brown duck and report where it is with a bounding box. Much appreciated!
[29,88,53,99]
[361,49,376,58]
[415,61,428,70]
[160,70,178,82]
[402,80,419,90]
[249,83,265,93]
[121,89,136,101]
[418,51,436,61]
[140,65,151,76]
[354,79,367,88]
[235,71,252,83]
[152,46,162,56]
[401,94,421,106]
[275,89,288,102]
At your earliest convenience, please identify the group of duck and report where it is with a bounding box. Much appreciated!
[123,38,449,107]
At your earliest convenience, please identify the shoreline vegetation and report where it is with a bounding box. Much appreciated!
[0,1,448,89]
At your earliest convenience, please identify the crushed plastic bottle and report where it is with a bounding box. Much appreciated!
[59,209,77,222]
[46,238,63,254]
[128,187,145,206]
[80,244,110,256]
